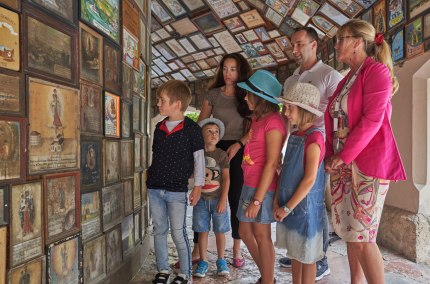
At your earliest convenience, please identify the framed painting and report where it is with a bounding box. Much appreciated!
[123,179,133,215]
[165,38,188,58]
[140,17,148,63]
[155,42,177,60]
[254,26,271,42]
[328,0,362,17]
[139,60,147,100]
[252,41,269,56]
[28,78,79,175]
[387,0,406,31]
[319,3,349,26]
[409,0,430,20]
[291,0,320,26]
[105,225,122,273]
[312,15,337,34]
[44,172,80,244]
[268,30,281,39]
[373,0,387,34]
[133,95,141,133]
[123,0,139,38]
[266,42,288,63]
[80,0,120,44]
[131,70,140,95]
[121,140,134,179]
[80,81,103,135]
[241,43,258,57]
[103,139,120,185]
[213,30,242,53]
[406,17,424,59]
[151,0,173,24]
[206,0,239,19]
[122,63,132,101]
[275,36,292,51]
[161,0,186,17]
[104,92,120,138]
[170,17,199,36]
[102,184,123,232]
[265,0,290,17]
[122,100,132,138]
[243,29,258,41]
[134,210,141,244]
[83,235,106,284]
[8,255,46,284]
[121,214,135,255]
[223,16,246,33]
[81,190,101,241]
[10,182,44,268]
[47,234,82,284]
[390,28,405,63]
[0,185,8,225]
[189,33,213,51]
[240,9,265,28]
[265,8,283,27]
[181,0,205,12]
[192,12,225,36]
[80,23,103,85]
[0,116,25,183]
[133,172,141,210]
[0,0,19,11]
[424,11,430,39]
[0,6,19,71]
[123,28,140,71]
[134,133,142,170]
[80,136,102,190]
[0,70,24,116]
[24,8,77,86]
[27,0,76,26]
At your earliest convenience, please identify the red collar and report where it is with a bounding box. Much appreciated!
[159,119,185,136]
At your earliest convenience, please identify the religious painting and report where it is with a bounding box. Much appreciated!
[103,139,120,185]
[28,0,76,25]
[140,17,148,63]
[80,137,102,190]
[373,0,387,34]
[165,39,188,57]
[80,81,102,135]
[391,28,405,63]
[81,190,101,241]
[0,7,19,71]
[105,225,122,273]
[28,78,79,175]
[265,8,283,27]
[123,0,140,37]
[25,10,77,86]
[131,70,141,95]
[265,0,290,17]
[223,17,246,33]
[44,172,80,244]
[80,23,103,85]
[240,9,265,28]
[133,172,141,210]
[0,185,8,225]
[104,41,121,94]
[161,0,186,17]
[122,101,132,138]
[409,0,430,20]
[192,12,225,36]
[122,63,132,100]
[328,0,362,17]
[134,133,142,170]
[206,0,239,19]
[151,0,173,24]
[387,0,406,31]
[121,140,134,179]
[0,71,24,116]
[312,15,336,33]
[121,214,134,255]
[406,17,424,59]
[319,3,349,26]
[181,0,205,12]
[123,28,140,71]
[8,255,45,284]
[83,235,106,284]
[275,36,292,51]
[170,17,198,36]
[102,184,123,231]
[80,0,120,44]
[213,30,242,53]
[123,179,133,215]
[241,43,258,58]
[47,234,82,284]
[291,0,320,26]
[10,182,43,267]
[104,92,120,138]
[266,42,288,63]
[0,116,25,182]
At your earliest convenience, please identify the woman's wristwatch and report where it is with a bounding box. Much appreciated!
[252,198,262,206]
[283,205,292,215]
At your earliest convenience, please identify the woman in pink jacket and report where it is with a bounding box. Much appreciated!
[325,19,406,283]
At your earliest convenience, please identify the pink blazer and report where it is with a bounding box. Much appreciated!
[325,57,406,181]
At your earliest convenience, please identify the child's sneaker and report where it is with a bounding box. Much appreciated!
[171,274,191,284]
[193,260,209,278]
[152,272,170,284]
[216,259,229,276]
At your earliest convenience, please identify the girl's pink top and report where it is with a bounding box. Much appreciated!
[242,112,287,192]
[325,57,406,181]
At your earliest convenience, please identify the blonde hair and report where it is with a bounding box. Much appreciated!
[292,106,316,129]
[338,19,399,95]
[156,80,192,111]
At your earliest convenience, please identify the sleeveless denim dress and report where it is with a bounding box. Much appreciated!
[275,127,325,264]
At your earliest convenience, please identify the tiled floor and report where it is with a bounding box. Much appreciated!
[130,207,430,284]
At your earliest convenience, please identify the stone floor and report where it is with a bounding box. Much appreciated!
[130,207,430,284]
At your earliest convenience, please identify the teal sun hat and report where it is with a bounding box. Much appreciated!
[237,70,282,105]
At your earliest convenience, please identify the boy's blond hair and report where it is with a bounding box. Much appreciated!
[156,80,192,112]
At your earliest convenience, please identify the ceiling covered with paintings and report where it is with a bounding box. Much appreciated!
[149,0,393,87]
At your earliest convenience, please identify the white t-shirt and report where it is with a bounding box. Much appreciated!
[283,60,344,128]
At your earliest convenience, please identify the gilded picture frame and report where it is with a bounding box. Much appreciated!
[104,92,121,138]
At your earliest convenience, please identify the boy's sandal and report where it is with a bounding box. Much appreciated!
[174,258,201,269]
[152,272,170,284]
[232,257,246,268]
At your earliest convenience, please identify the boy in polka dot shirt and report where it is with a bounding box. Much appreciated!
[147,80,205,284]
